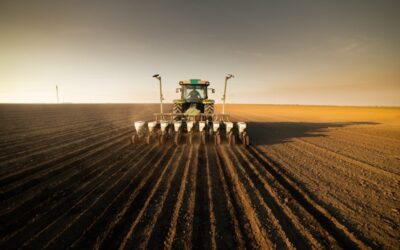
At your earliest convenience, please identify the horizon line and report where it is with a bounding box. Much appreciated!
[0,102,399,108]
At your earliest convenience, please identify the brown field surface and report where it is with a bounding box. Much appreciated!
[0,104,399,249]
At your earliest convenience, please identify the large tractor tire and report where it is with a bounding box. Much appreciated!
[173,103,183,114]
[173,103,183,120]
[204,103,214,115]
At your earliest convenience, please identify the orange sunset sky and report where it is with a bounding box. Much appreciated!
[0,0,399,105]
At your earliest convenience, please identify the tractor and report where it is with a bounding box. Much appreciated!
[173,79,215,116]
[131,74,249,146]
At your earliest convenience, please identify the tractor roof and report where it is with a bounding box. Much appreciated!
[179,79,209,85]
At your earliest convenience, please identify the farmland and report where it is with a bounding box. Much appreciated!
[0,104,399,249]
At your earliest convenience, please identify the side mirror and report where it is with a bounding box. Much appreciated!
[176,88,181,93]
[211,88,215,93]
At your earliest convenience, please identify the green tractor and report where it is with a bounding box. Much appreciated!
[173,79,215,117]
[130,74,250,146]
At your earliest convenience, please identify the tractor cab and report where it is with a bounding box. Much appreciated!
[177,79,214,102]
[174,79,215,114]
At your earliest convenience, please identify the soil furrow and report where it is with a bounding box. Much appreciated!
[217,146,274,249]
[65,145,168,250]
[0,125,130,178]
[162,146,193,250]
[207,145,240,249]
[0,135,131,216]
[223,146,298,249]
[93,145,175,250]
[0,130,131,194]
[0,118,128,159]
[247,146,369,249]
[21,144,163,249]
[128,146,187,249]
[0,116,106,141]
[0,138,133,239]
[114,146,179,250]
[191,144,214,249]
[204,145,217,249]
[262,143,396,247]
[233,145,337,249]
[2,145,156,249]
[41,144,167,249]
[170,145,199,249]
[295,138,400,181]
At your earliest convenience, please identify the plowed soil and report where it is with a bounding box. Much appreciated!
[0,104,399,249]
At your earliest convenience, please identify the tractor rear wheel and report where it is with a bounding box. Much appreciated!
[204,103,214,115]
[173,103,183,114]
[173,103,183,120]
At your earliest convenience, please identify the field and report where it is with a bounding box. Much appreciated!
[0,104,399,249]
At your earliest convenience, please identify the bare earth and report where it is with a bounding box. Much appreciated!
[0,104,399,249]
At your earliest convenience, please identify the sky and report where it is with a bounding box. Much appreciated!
[0,0,399,106]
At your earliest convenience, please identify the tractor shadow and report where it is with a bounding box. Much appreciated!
[247,121,379,146]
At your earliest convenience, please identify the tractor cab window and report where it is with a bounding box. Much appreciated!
[183,85,206,100]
